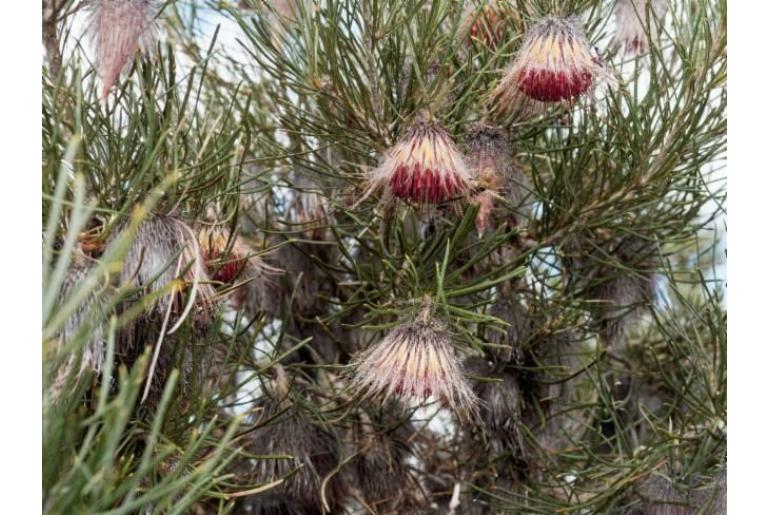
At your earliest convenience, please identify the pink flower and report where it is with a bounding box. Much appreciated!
[458,0,518,49]
[349,309,478,415]
[89,0,159,101]
[613,0,667,55]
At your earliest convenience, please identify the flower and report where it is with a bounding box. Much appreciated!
[464,124,533,235]
[197,226,246,284]
[88,0,159,101]
[369,118,472,204]
[49,247,109,401]
[197,225,282,312]
[613,0,667,55]
[110,214,219,404]
[288,174,333,241]
[349,307,478,415]
[117,214,216,320]
[244,367,342,513]
[490,16,609,110]
[458,0,518,49]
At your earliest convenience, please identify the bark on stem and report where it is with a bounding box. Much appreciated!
[43,0,63,78]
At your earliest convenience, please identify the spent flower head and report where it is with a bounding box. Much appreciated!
[464,123,533,234]
[115,214,216,321]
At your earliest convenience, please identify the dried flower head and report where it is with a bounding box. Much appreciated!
[117,214,216,320]
[491,16,610,111]
[464,124,533,235]
[459,0,519,49]
[464,358,527,464]
[526,328,590,451]
[347,415,416,509]
[261,240,335,317]
[613,0,667,55]
[88,0,159,101]
[563,234,658,346]
[111,214,220,403]
[288,175,333,241]
[486,294,530,363]
[349,307,478,415]
[369,118,473,204]
[49,248,109,401]
[244,371,341,513]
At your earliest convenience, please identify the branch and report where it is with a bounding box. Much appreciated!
[42,0,63,78]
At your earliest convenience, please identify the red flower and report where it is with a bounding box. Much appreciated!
[491,16,610,110]
[369,119,472,204]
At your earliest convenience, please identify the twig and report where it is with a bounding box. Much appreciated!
[43,0,63,78]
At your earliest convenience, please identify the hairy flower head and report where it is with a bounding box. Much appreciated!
[491,16,610,110]
[116,214,216,321]
[197,225,282,312]
[613,0,667,55]
[245,369,341,513]
[89,0,159,101]
[458,0,518,49]
[464,124,533,234]
[49,247,109,401]
[349,310,478,415]
[369,119,472,204]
